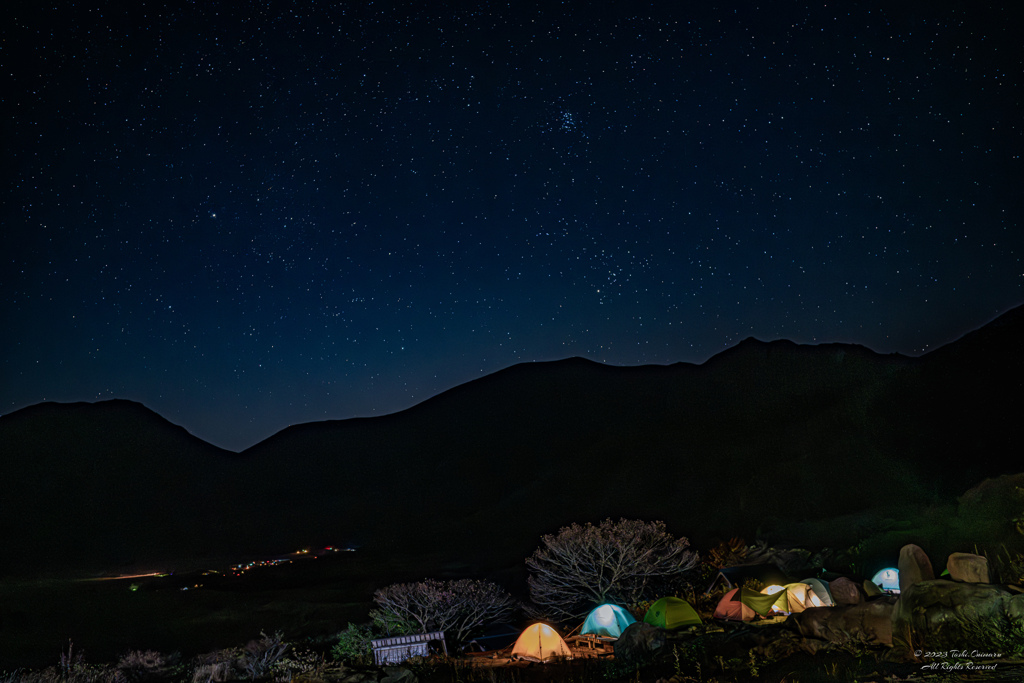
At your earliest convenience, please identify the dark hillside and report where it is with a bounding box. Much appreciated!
[915,305,1024,484]
[0,400,244,574]
[238,340,933,564]
[1,305,1022,576]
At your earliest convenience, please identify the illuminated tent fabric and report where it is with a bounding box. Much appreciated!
[581,604,636,638]
[713,588,755,621]
[511,623,572,662]
[737,586,786,616]
[871,567,900,593]
[761,583,817,614]
[642,597,701,630]
[799,578,834,607]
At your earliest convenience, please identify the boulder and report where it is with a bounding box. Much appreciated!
[828,576,863,606]
[381,667,419,683]
[614,622,667,663]
[789,597,897,647]
[891,579,1024,651]
[338,672,379,683]
[946,552,990,583]
[898,544,934,593]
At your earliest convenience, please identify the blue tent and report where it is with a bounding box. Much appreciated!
[871,567,900,593]
[581,604,636,638]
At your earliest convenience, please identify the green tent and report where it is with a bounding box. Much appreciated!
[739,587,787,616]
[642,597,701,630]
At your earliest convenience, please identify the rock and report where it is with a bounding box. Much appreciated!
[614,622,667,663]
[789,598,897,647]
[381,666,419,683]
[338,673,377,683]
[891,579,1024,651]
[828,576,863,606]
[946,552,990,583]
[898,544,934,593]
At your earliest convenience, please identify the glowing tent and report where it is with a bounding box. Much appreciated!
[642,597,702,630]
[713,588,756,621]
[511,623,572,662]
[581,604,636,638]
[871,568,900,593]
[761,582,818,614]
[799,578,834,607]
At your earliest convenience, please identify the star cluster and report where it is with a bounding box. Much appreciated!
[3,1,1020,450]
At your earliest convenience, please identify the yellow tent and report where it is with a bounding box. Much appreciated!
[510,623,572,662]
[761,582,818,614]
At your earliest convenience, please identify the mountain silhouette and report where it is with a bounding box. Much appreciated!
[2,305,1021,576]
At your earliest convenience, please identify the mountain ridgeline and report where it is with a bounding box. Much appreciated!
[2,306,1022,576]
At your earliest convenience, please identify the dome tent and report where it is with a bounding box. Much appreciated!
[713,588,755,621]
[761,582,819,614]
[511,623,572,662]
[799,577,834,607]
[642,597,701,630]
[581,604,636,638]
[871,567,900,593]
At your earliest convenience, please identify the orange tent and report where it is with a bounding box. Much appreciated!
[510,623,572,662]
[713,588,756,621]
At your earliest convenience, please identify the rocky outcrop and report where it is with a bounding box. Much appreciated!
[381,667,420,683]
[789,597,897,647]
[891,579,1024,651]
[614,622,667,663]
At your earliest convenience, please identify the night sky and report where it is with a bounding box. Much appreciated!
[3,1,1021,451]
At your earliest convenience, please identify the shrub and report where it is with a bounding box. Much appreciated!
[191,648,242,683]
[241,632,288,680]
[706,537,747,568]
[269,649,330,682]
[991,546,1024,586]
[331,623,375,665]
[953,610,1024,659]
[526,518,699,621]
[115,651,168,682]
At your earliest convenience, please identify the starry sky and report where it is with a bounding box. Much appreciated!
[3,1,1021,451]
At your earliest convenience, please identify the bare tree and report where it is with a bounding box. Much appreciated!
[526,518,699,621]
[241,631,289,680]
[372,578,518,644]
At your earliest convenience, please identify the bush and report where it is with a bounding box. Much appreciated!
[992,546,1024,585]
[953,610,1024,659]
[526,518,699,621]
[269,649,330,681]
[331,623,375,665]
[115,651,169,682]
[189,649,242,683]
[241,632,288,680]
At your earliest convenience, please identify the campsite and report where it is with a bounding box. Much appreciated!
[2,515,1023,683]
